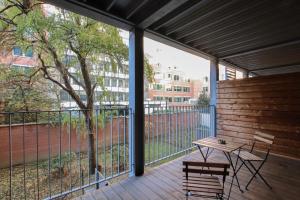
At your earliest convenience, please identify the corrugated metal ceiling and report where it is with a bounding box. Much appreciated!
[46,0,300,76]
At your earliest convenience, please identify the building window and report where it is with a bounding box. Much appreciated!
[60,90,69,101]
[168,74,171,78]
[173,86,182,92]
[204,76,208,82]
[174,97,182,102]
[166,87,172,91]
[111,78,118,87]
[153,84,163,90]
[173,75,179,81]
[118,79,123,87]
[183,97,190,102]
[105,78,110,87]
[25,47,33,57]
[183,87,190,92]
[13,47,22,56]
[154,96,163,101]
[12,46,33,57]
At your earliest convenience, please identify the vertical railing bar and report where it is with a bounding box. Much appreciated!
[110,110,113,178]
[36,112,39,200]
[47,112,51,199]
[187,106,190,152]
[200,106,204,138]
[59,111,62,195]
[160,106,163,159]
[164,105,166,158]
[78,111,83,194]
[168,106,171,156]
[147,105,150,164]
[69,111,72,191]
[95,109,99,189]
[175,106,178,153]
[151,106,154,163]
[181,106,183,151]
[23,113,26,200]
[123,109,126,172]
[9,113,12,199]
[87,112,91,185]
[117,109,120,175]
[103,109,106,179]
[156,106,159,161]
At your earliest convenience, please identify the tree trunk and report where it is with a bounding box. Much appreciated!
[84,110,96,175]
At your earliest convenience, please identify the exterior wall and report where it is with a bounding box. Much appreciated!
[0,48,37,66]
[217,72,300,159]
[0,112,208,168]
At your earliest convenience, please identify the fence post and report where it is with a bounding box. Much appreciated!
[129,27,145,176]
[210,58,219,137]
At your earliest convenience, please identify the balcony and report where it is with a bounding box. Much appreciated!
[0,105,214,199]
[78,151,300,200]
[1,0,300,199]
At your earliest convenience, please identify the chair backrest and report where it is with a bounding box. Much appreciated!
[254,131,275,144]
[182,161,230,198]
[251,131,275,153]
[183,161,230,176]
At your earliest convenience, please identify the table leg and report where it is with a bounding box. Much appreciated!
[197,145,210,162]
[224,148,243,199]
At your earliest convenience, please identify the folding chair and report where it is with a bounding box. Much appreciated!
[183,161,230,199]
[233,131,275,190]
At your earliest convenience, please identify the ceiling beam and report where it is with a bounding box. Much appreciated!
[106,0,117,11]
[138,0,189,29]
[145,30,212,60]
[176,0,264,41]
[126,0,150,19]
[220,38,300,59]
[249,63,300,72]
[165,0,238,36]
[219,60,249,74]
[150,0,205,31]
[45,0,134,30]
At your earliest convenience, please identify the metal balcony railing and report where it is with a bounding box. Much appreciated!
[0,105,215,199]
[0,107,132,200]
[144,105,215,165]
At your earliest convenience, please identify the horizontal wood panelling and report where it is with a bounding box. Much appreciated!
[217,72,300,159]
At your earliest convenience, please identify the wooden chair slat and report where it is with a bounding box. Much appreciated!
[183,161,230,168]
[255,131,275,140]
[183,168,229,176]
[254,135,273,144]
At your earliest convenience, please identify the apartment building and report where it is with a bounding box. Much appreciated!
[147,65,203,105]
[0,46,130,109]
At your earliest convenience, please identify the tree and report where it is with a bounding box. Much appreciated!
[197,90,210,107]
[0,0,154,174]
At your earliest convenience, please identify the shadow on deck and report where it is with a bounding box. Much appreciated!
[77,150,300,200]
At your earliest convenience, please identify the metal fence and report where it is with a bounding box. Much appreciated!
[0,105,215,199]
[0,107,132,200]
[144,105,215,165]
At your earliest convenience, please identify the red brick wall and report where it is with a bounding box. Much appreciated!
[0,112,203,168]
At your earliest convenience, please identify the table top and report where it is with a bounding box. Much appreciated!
[193,137,245,153]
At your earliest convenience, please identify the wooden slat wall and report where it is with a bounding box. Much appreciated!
[217,72,300,159]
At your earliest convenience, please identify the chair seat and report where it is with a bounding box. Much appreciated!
[233,150,263,161]
[183,175,223,197]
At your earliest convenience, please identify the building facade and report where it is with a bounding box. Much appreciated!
[147,65,203,105]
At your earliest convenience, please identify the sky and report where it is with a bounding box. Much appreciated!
[120,31,210,80]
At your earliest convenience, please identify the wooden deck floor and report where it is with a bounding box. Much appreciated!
[77,150,300,200]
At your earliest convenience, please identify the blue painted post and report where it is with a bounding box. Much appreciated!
[210,58,219,137]
[129,28,145,176]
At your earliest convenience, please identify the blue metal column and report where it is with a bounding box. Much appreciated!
[210,58,219,137]
[129,28,145,176]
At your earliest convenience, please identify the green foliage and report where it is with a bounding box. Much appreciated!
[197,90,210,107]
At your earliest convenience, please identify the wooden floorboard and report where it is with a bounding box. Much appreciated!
[79,150,300,200]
